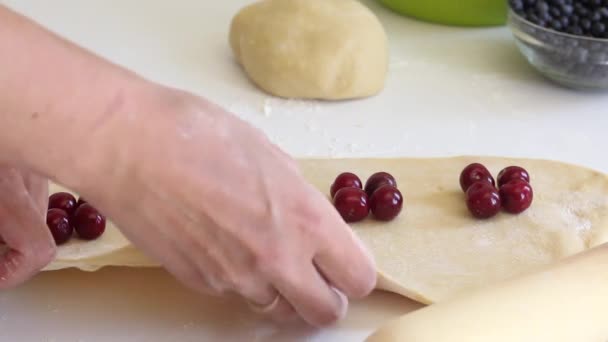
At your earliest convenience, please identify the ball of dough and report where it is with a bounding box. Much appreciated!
[229,0,388,100]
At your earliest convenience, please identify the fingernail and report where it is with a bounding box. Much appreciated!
[331,286,348,320]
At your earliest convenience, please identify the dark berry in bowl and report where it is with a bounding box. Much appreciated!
[508,1,608,90]
[465,182,502,219]
[459,163,495,192]
[499,180,534,214]
[330,172,363,198]
[509,0,608,39]
[369,185,403,221]
[497,166,530,187]
[46,208,73,245]
[364,172,397,197]
[48,192,78,217]
[333,187,369,223]
[73,204,106,240]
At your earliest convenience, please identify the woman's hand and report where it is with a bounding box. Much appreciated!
[76,84,377,327]
[0,6,375,325]
[0,167,55,289]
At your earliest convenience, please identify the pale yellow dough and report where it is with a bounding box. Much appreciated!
[229,0,388,100]
[45,156,608,306]
[366,243,608,342]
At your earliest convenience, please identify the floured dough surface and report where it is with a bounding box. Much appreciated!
[302,157,608,303]
[45,157,608,304]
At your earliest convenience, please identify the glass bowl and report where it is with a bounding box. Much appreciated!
[508,9,608,90]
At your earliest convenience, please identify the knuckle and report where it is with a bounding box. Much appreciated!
[270,303,298,323]
[26,241,56,270]
[312,303,342,327]
[349,250,378,298]
[293,202,325,238]
[207,281,229,296]
[197,265,233,296]
[327,257,376,299]
[215,269,240,292]
[349,271,377,298]
[178,268,228,297]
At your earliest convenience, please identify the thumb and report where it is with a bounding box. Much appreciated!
[0,220,56,289]
[0,174,55,289]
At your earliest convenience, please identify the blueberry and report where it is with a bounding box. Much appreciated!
[551,20,564,30]
[537,1,550,13]
[592,21,606,35]
[510,0,525,12]
[562,5,574,15]
[581,18,592,30]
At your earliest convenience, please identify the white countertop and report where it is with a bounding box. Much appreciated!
[2,0,608,341]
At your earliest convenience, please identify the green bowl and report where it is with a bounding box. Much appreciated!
[378,0,508,27]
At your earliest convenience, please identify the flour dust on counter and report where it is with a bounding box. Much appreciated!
[44,156,608,307]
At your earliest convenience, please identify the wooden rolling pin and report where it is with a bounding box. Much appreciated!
[366,243,608,342]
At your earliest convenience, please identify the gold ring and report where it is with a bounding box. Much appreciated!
[247,293,281,313]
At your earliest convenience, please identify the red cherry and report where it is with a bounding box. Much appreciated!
[330,172,363,198]
[72,204,106,240]
[46,208,73,245]
[465,182,501,219]
[369,185,403,221]
[499,180,534,214]
[333,187,369,223]
[48,192,78,217]
[497,166,531,188]
[364,172,397,197]
[459,163,495,192]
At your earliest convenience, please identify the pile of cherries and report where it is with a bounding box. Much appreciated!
[460,163,534,219]
[330,171,403,223]
[46,192,106,245]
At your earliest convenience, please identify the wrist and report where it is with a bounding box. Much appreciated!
[28,76,155,193]
[0,6,153,190]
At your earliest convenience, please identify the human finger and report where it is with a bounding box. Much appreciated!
[270,260,348,327]
[309,189,377,299]
[0,179,55,289]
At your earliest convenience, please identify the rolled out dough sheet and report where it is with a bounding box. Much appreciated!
[366,243,608,342]
[44,156,608,305]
